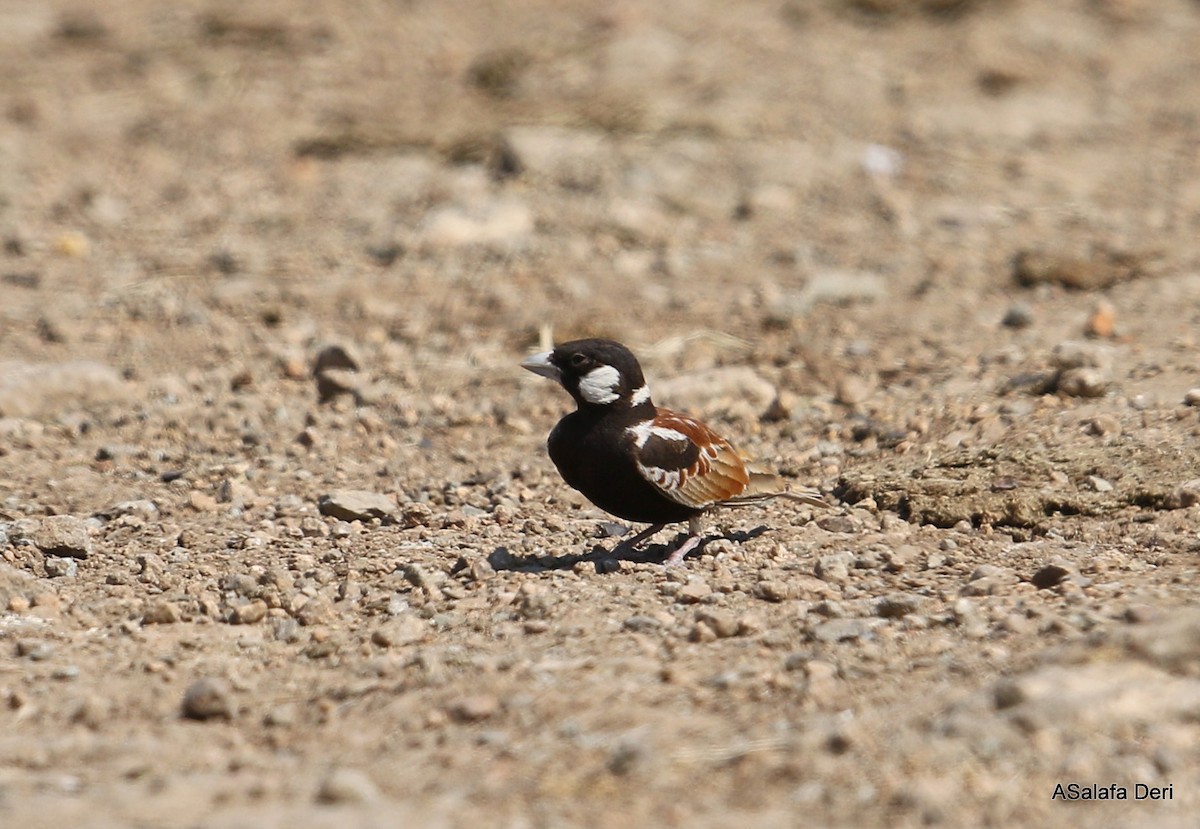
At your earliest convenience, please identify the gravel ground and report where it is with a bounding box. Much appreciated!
[2,1,1200,827]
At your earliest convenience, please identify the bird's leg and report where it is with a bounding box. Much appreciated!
[615,522,666,552]
[663,516,704,567]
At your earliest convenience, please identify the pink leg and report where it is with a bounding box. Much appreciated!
[662,516,704,567]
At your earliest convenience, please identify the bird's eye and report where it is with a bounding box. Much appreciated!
[570,353,589,368]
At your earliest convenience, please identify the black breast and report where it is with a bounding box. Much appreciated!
[547,411,698,525]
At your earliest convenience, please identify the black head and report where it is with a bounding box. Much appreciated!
[521,338,653,411]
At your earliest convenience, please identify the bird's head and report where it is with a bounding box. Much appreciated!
[521,338,653,411]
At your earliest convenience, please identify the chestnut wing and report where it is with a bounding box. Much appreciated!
[629,410,750,509]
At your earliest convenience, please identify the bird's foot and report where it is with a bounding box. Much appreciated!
[662,534,702,567]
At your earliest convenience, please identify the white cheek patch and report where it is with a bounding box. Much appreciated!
[630,385,651,406]
[578,364,621,405]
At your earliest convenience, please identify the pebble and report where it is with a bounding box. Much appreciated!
[676,579,712,604]
[230,599,268,625]
[811,619,874,643]
[816,515,860,534]
[316,767,380,804]
[1012,249,1136,290]
[181,677,235,720]
[317,490,396,523]
[1056,367,1109,398]
[695,609,739,639]
[371,615,427,647]
[1166,479,1200,509]
[312,344,359,375]
[754,580,791,602]
[1085,299,1116,338]
[1029,561,1076,590]
[815,552,854,582]
[1084,415,1121,437]
[44,557,78,578]
[1184,388,1200,407]
[16,639,53,660]
[32,515,92,559]
[446,694,501,723]
[1000,303,1034,329]
[142,601,181,624]
[875,593,929,619]
[835,375,873,407]
[294,595,337,627]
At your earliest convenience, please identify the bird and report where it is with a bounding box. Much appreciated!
[521,338,827,565]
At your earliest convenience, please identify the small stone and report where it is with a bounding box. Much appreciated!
[811,619,872,643]
[875,592,928,618]
[466,557,497,581]
[815,552,854,582]
[294,595,337,627]
[835,375,872,406]
[1086,475,1114,493]
[754,580,791,602]
[1001,303,1034,329]
[32,515,92,559]
[16,639,53,660]
[44,557,78,579]
[1165,479,1200,509]
[737,614,764,636]
[1030,561,1075,589]
[142,601,180,625]
[315,369,363,404]
[189,491,219,512]
[299,516,328,538]
[400,503,433,528]
[1013,248,1139,291]
[317,490,396,523]
[1184,389,1200,407]
[230,600,268,625]
[446,694,500,723]
[1056,367,1109,398]
[316,767,379,804]
[312,344,359,375]
[1084,415,1121,437]
[676,579,712,604]
[181,677,235,720]
[623,615,662,632]
[371,615,427,647]
[689,621,717,642]
[1085,299,1116,338]
[816,515,859,534]
[695,610,739,639]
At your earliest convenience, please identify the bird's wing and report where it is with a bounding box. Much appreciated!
[629,409,750,509]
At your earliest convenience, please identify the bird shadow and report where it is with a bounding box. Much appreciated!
[487,525,770,573]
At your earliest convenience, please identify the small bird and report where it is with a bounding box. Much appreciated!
[521,338,826,565]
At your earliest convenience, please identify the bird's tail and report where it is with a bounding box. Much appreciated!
[717,471,830,510]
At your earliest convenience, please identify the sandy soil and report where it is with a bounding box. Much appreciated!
[2,1,1200,827]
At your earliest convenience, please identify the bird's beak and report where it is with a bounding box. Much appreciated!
[520,350,561,382]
